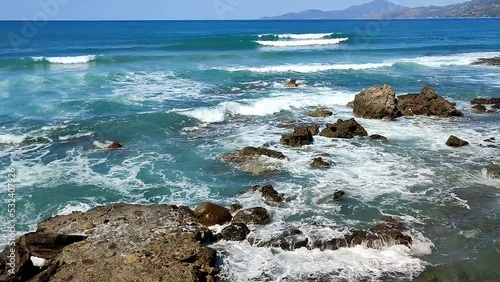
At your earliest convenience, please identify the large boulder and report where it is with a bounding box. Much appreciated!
[233,207,271,225]
[194,202,232,226]
[1,204,218,282]
[309,109,333,118]
[446,136,469,148]
[216,223,250,242]
[280,127,314,147]
[221,147,286,175]
[319,118,368,139]
[353,85,399,120]
[486,165,500,179]
[398,87,463,117]
[310,157,332,169]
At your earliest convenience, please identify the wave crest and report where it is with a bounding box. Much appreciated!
[32,55,98,64]
[256,38,348,47]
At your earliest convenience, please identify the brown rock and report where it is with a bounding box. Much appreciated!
[252,228,309,251]
[229,204,243,213]
[346,101,354,108]
[233,207,271,225]
[259,185,285,206]
[307,124,320,136]
[319,118,368,139]
[284,79,298,88]
[471,57,500,66]
[353,85,399,120]
[194,202,232,226]
[486,165,500,179]
[221,147,286,175]
[398,87,463,117]
[446,135,469,148]
[333,190,346,200]
[370,134,388,141]
[471,104,487,114]
[471,97,500,105]
[216,223,250,242]
[107,141,123,149]
[310,157,332,169]
[309,109,333,118]
[280,127,314,147]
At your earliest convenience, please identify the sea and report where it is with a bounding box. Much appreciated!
[0,19,499,281]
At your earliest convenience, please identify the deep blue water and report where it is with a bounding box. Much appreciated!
[0,19,499,281]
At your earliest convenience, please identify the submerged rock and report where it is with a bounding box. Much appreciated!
[284,79,298,88]
[398,87,463,117]
[259,184,285,206]
[370,134,388,141]
[471,57,500,66]
[107,141,123,149]
[446,135,469,148]
[319,118,368,139]
[280,127,314,147]
[333,190,346,200]
[471,97,500,105]
[353,85,399,120]
[253,228,309,251]
[229,203,243,213]
[216,223,250,242]
[309,109,333,118]
[307,124,320,136]
[471,104,487,114]
[484,137,496,143]
[310,157,332,169]
[486,165,500,179]
[221,147,286,175]
[233,207,271,225]
[194,202,232,226]
[0,204,218,282]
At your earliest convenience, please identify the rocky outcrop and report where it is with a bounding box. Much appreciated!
[471,104,487,114]
[229,203,243,213]
[233,207,271,225]
[221,147,286,175]
[446,135,469,148]
[353,85,399,120]
[471,57,500,66]
[320,118,368,139]
[484,137,496,143]
[307,124,320,136]
[0,204,218,282]
[216,223,250,242]
[309,109,333,118]
[280,127,314,147]
[259,185,285,206]
[310,157,332,169]
[471,97,500,105]
[486,165,500,179]
[370,134,388,141]
[284,79,298,88]
[333,190,346,200]
[398,87,463,117]
[107,141,123,149]
[251,228,309,251]
[194,202,232,226]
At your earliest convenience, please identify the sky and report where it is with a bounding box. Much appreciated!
[0,0,468,20]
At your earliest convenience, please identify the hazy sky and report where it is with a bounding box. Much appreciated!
[1,0,468,20]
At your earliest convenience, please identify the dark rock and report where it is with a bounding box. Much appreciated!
[253,228,309,251]
[370,134,388,141]
[319,118,368,139]
[233,207,271,225]
[194,202,232,226]
[284,79,298,88]
[216,223,250,242]
[307,124,320,136]
[280,127,314,147]
[229,204,243,213]
[259,185,285,206]
[446,135,470,148]
[486,165,500,179]
[484,137,496,143]
[398,87,463,117]
[471,97,500,105]
[310,157,332,169]
[333,190,346,200]
[221,147,287,175]
[471,104,487,114]
[107,141,123,149]
[471,57,500,66]
[309,109,333,118]
[493,104,500,109]
[353,85,399,120]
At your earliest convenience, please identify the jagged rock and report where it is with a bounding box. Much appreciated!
[221,147,286,175]
[471,97,500,105]
[370,134,388,141]
[446,135,469,148]
[216,223,250,242]
[484,137,496,143]
[233,207,271,225]
[486,165,500,179]
[471,104,487,114]
[471,57,500,66]
[309,109,333,118]
[284,79,298,88]
[346,101,354,108]
[353,85,399,120]
[310,157,332,169]
[194,202,232,226]
[398,87,463,117]
[107,141,123,149]
[229,204,243,213]
[333,190,346,200]
[280,127,314,147]
[253,228,309,251]
[319,118,368,139]
[259,185,285,206]
[307,124,320,136]
[1,204,217,282]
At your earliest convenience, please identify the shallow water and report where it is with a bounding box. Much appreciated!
[0,19,499,281]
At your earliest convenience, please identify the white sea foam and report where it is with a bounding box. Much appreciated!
[32,55,98,64]
[30,256,48,268]
[258,33,335,39]
[256,37,348,47]
[225,62,392,73]
[56,202,93,215]
[0,133,26,144]
[59,132,94,141]
[399,51,500,67]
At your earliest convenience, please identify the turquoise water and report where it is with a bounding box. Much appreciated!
[0,19,499,281]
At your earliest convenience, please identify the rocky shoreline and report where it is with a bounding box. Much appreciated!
[1,84,498,281]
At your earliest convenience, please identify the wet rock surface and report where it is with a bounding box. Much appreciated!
[353,85,399,120]
[471,104,487,114]
[194,202,232,226]
[310,157,332,169]
[471,57,500,66]
[471,97,500,105]
[320,118,368,139]
[398,87,463,117]
[216,223,250,242]
[233,207,271,225]
[446,135,469,147]
[280,127,314,147]
[370,134,388,141]
[486,164,500,179]
[252,228,309,251]
[308,109,333,118]
[221,147,286,175]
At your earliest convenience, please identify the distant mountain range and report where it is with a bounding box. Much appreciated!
[264,0,500,19]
